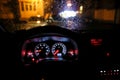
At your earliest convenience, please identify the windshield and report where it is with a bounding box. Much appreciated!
[0,0,120,33]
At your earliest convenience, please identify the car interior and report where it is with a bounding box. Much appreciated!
[0,0,120,80]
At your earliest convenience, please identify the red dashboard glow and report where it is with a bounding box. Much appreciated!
[106,52,110,57]
[75,50,78,55]
[22,50,26,56]
[90,38,103,46]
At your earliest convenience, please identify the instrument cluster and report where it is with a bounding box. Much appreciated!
[21,34,79,65]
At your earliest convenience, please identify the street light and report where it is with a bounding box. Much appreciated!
[67,0,72,8]
[79,5,83,14]
[37,15,41,17]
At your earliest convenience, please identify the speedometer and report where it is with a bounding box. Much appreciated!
[34,43,50,58]
[51,42,67,57]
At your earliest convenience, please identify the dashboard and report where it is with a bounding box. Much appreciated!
[21,33,79,65]
[5,25,119,80]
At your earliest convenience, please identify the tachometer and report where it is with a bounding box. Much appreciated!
[51,42,67,57]
[34,43,50,58]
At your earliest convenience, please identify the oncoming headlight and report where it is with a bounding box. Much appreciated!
[59,10,77,18]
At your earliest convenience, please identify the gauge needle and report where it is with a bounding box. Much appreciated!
[54,50,59,55]
[35,50,41,53]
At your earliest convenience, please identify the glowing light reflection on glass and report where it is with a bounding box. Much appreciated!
[51,36,69,42]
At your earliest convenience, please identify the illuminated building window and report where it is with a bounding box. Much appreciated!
[26,5,28,11]
[34,5,36,11]
[21,2,24,11]
[30,5,32,11]
[37,1,39,4]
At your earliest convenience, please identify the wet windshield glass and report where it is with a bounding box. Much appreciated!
[0,0,119,33]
